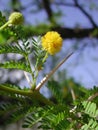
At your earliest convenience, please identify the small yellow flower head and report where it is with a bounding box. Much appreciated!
[41,31,63,55]
[8,12,24,25]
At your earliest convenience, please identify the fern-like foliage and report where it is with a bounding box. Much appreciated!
[80,119,98,130]
[31,37,46,69]
[0,84,98,129]
[0,60,31,72]
[23,105,70,130]
[0,98,35,126]
[77,101,98,130]
[0,44,26,56]
[0,39,36,77]
[0,83,39,126]
[48,80,64,103]
[82,101,98,118]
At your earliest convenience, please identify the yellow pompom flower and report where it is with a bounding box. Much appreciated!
[41,31,63,55]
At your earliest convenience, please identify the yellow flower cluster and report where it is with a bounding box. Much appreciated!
[41,31,63,55]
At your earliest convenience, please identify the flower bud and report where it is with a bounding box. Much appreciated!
[8,12,24,25]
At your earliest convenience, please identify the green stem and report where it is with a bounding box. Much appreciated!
[0,21,10,31]
[0,84,32,96]
[0,84,54,105]
[42,52,48,63]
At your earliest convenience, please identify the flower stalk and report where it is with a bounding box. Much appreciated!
[0,21,10,31]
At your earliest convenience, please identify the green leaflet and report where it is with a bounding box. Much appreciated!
[0,44,26,56]
[47,80,63,103]
[79,101,98,130]
[23,107,52,128]
[82,101,98,118]
[0,98,32,125]
[0,61,31,73]
[80,119,98,130]
[23,105,70,129]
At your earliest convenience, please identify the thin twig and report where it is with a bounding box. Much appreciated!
[53,2,75,7]
[36,52,74,90]
[53,0,97,27]
[74,0,97,27]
